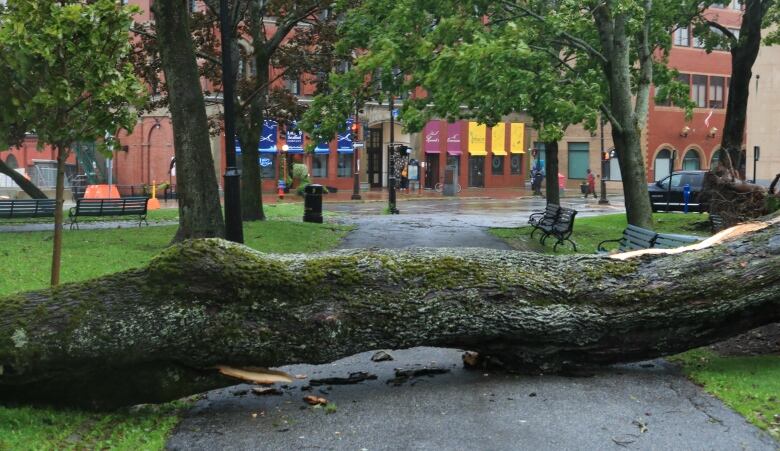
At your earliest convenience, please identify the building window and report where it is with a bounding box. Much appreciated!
[510,154,522,175]
[692,74,707,107]
[654,149,673,181]
[313,154,328,178]
[189,0,197,12]
[683,150,701,170]
[728,28,740,39]
[567,142,590,180]
[260,154,276,179]
[285,76,300,95]
[709,76,725,108]
[491,155,504,175]
[337,153,353,177]
[729,0,742,9]
[693,34,705,48]
[673,27,690,46]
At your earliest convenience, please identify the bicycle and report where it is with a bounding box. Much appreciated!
[434,182,462,193]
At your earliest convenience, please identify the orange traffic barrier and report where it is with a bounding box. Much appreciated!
[84,184,120,199]
[147,180,161,210]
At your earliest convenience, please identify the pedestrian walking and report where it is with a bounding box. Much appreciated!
[585,168,597,198]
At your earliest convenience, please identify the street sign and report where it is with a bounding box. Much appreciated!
[353,142,365,148]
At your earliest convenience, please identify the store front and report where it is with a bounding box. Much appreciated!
[423,120,443,189]
[367,127,383,188]
[467,122,487,187]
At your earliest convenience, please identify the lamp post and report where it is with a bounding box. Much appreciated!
[351,105,361,200]
[387,95,399,214]
[598,117,609,205]
[280,144,289,198]
[220,0,243,243]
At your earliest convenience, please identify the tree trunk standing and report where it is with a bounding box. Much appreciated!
[544,141,560,204]
[49,146,67,286]
[0,159,47,199]
[718,0,766,177]
[595,13,654,228]
[237,51,272,222]
[2,216,779,409]
[153,0,225,242]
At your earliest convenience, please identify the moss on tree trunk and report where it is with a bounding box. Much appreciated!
[2,218,780,409]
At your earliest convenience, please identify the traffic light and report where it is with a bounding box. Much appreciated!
[350,122,360,141]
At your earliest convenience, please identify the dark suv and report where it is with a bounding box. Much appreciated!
[648,170,708,212]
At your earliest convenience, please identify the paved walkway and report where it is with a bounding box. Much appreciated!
[167,204,777,451]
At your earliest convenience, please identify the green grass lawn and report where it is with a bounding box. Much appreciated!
[491,211,779,441]
[490,212,710,254]
[670,349,780,440]
[0,203,351,450]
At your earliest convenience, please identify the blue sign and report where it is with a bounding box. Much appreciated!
[314,141,330,154]
[235,138,242,155]
[337,118,353,153]
[286,121,304,153]
[259,157,273,167]
[683,183,691,213]
[392,109,399,119]
[259,120,277,153]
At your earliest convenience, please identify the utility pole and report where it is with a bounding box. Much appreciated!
[219,0,243,242]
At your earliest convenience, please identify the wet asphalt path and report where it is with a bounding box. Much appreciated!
[167,197,777,450]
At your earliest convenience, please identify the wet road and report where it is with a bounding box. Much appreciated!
[333,196,625,249]
[166,197,777,451]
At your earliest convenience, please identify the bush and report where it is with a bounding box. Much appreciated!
[292,163,309,181]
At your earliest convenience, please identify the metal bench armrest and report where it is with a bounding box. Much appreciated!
[597,238,622,253]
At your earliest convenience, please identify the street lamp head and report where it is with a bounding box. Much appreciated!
[282,144,289,152]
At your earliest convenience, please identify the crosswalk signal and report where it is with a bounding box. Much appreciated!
[602,151,610,161]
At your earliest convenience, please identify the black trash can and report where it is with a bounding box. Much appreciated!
[303,184,324,224]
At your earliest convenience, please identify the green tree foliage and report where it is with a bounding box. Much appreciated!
[303,0,707,226]
[0,0,146,285]
[130,1,342,221]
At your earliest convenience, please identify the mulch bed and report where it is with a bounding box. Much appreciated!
[709,322,780,356]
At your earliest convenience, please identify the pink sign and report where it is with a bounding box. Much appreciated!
[423,120,442,153]
[446,121,463,154]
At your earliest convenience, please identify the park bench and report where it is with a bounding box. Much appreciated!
[598,224,701,253]
[528,203,561,238]
[538,207,578,251]
[68,197,149,230]
[0,199,57,220]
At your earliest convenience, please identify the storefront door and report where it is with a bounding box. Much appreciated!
[469,156,485,187]
[425,154,439,189]
[367,128,383,188]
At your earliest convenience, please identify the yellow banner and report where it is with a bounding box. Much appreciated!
[468,122,487,156]
[510,123,525,154]
[492,123,507,156]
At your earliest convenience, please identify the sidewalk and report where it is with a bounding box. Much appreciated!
[264,186,624,204]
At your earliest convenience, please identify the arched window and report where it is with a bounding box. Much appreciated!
[710,149,720,170]
[4,154,19,169]
[654,149,672,181]
[682,150,701,170]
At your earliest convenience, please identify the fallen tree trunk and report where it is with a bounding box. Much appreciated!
[2,216,780,409]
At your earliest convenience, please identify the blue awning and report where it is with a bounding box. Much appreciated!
[314,143,330,154]
[337,148,353,153]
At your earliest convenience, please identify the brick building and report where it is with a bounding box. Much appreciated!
[646,3,743,182]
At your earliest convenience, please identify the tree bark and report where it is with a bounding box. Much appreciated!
[49,146,66,286]
[2,216,779,409]
[237,48,271,222]
[0,158,47,199]
[719,0,766,177]
[153,0,225,242]
[544,140,560,204]
[595,12,654,228]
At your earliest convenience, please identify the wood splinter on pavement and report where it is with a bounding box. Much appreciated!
[215,365,293,385]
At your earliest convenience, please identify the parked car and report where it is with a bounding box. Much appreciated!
[648,170,708,212]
